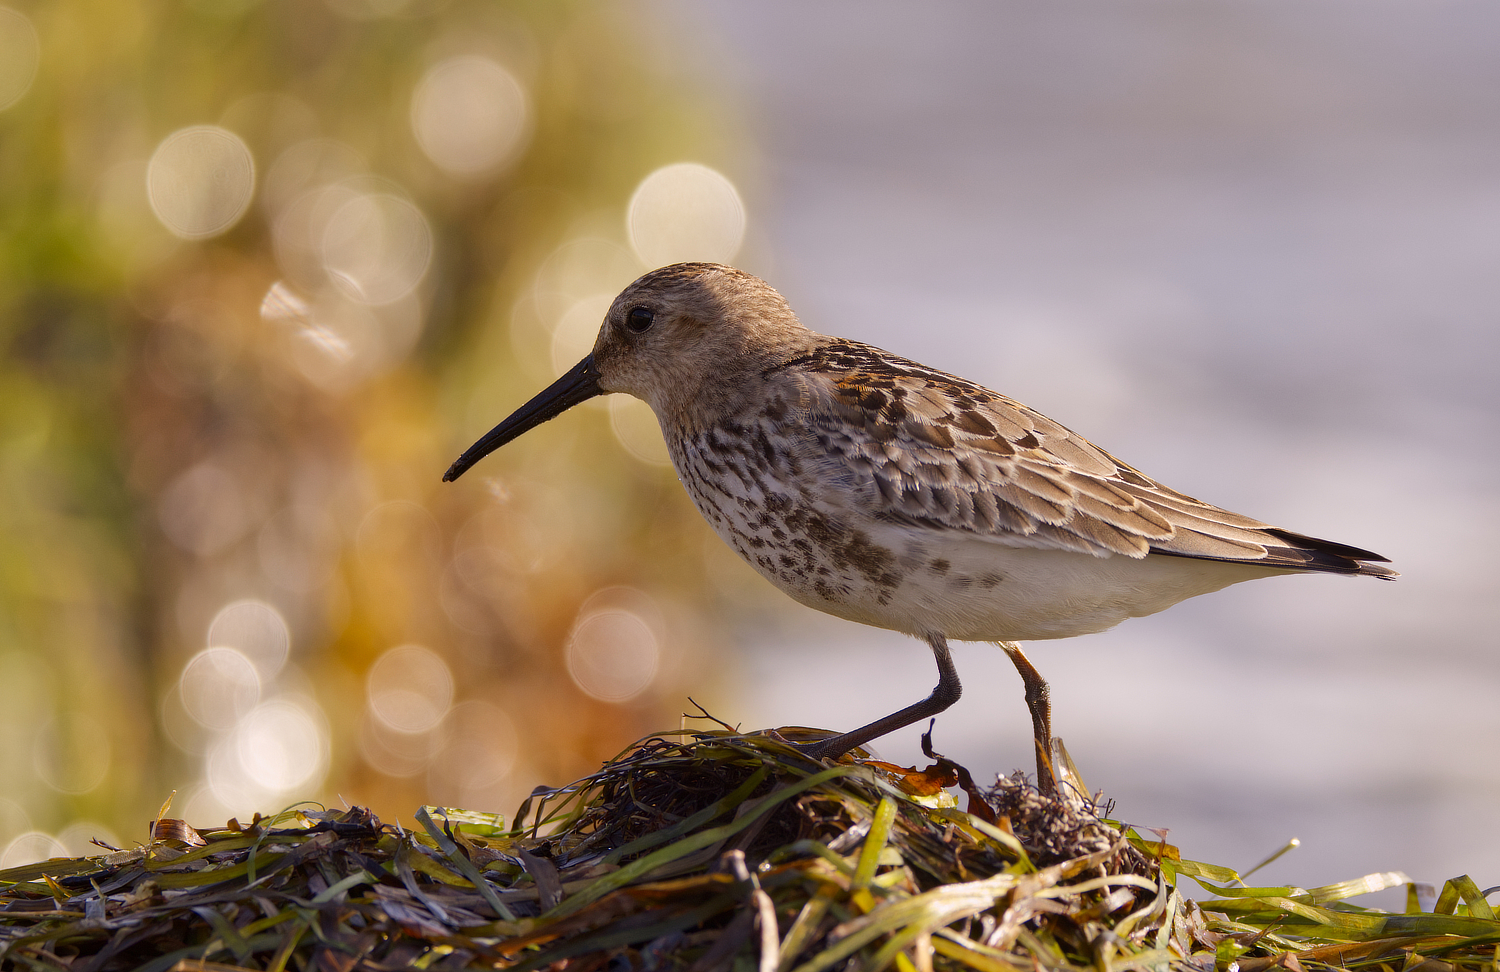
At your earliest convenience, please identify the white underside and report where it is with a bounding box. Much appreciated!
[772,529,1291,643]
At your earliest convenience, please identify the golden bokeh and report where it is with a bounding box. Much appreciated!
[0,0,751,862]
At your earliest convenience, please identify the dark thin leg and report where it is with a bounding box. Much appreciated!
[801,634,961,761]
[1000,641,1056,795]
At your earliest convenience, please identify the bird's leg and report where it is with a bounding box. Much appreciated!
[799,634,960,761]
[1000,641,1056,795]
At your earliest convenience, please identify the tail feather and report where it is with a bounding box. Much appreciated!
[1152,527,1397,579]
[1262,528,1398,579]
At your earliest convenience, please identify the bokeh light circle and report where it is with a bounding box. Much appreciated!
[549,294,612,374]
[207,599,291,679]
[0,8,40,111]
[608,396,671,466]
[358,709,442,778]
[322,192,432,304]
[272,182,362,288]
[627,163,745,267]
[565,609,659,703]
[205,696,330,812]
[33,715,110,795]
[263,139,365,220]
[179,647,261,730]
[366,644,454,733]
[234,700,328,793]
[412,55,529,178]
[0,832,67,869]
[534,238,641,314]
[147,126,256,239]
[158,461,257,556]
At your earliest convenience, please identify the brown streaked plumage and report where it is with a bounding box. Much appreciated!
[445,262,1395,791]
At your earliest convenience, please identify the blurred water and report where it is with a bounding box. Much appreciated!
[657,1,1500,895]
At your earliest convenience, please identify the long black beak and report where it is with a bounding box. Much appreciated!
[442,355,604,482]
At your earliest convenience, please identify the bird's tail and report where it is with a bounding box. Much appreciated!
[1261,528,1398,579]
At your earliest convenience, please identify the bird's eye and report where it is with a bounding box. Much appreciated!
[625,306,655,333]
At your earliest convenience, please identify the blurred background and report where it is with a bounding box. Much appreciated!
[2,0,1497,903]
[0,0,751,865]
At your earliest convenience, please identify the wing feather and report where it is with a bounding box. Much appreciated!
[796,339,1394,577]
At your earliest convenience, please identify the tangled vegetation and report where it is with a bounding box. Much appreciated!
[2,731,1496,972]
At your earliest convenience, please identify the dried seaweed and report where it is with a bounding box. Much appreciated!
[2,730,1495,972]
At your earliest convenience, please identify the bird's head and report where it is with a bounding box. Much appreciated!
[443,263,811,482]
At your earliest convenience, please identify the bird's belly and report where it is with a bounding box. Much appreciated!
[697,496,1285,641]
[844,534,1289,641]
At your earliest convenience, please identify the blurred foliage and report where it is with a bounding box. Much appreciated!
[0,0,757,857]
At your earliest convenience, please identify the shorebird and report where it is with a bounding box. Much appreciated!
[445,263,1395,791]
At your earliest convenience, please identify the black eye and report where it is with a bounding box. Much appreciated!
[625,306,654,333]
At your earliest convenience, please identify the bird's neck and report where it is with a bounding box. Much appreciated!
[649,329,828,438]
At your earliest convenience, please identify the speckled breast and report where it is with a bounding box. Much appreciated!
[667,420,923,630]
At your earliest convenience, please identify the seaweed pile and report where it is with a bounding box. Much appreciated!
[2,731,1496,972]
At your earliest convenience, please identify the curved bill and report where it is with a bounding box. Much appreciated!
[443,355,603,482]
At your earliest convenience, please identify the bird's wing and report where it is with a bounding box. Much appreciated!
[789,340,1393,576]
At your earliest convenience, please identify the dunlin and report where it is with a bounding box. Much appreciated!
[445,263,1395,790]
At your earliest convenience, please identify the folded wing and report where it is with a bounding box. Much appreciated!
[796,340,1396,579]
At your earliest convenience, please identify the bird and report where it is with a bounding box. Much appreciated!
[444,262,1395,792]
